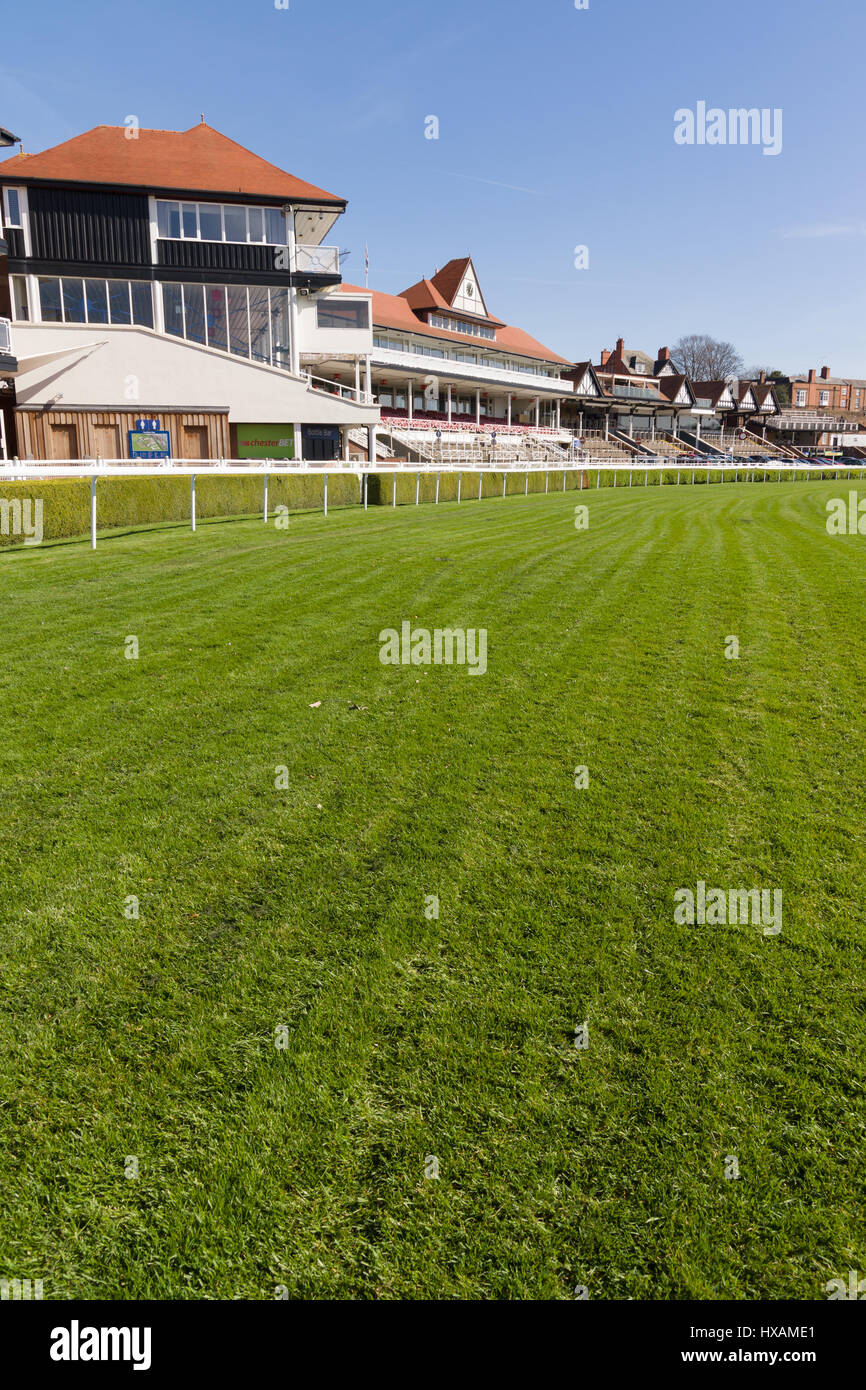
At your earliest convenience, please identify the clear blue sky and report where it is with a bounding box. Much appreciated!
[4,0,865,374]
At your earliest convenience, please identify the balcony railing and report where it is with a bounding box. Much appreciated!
[0,317,12,355]
[305,371,374,405]
[371,345,569,395]
[293,244,341,276]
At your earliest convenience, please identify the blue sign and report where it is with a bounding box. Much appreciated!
[129,429,171,460]
[135,418,162,432]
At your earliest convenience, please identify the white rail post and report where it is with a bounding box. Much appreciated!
[524,470,529,495]
[191,473,196,531]
[416,473,420,505]
[545,472,549,493]
[263,472,269,524]
[435,473,440,504]
[90,474,97,550]
[323,474,328,517]
[392,473,397,508]
[363,474,368,510]
[457,473,462,503]
[502,473,507,498]
[644,470,648,486]
[478,473,483,501]
[562,470,566,492]
[596,470,600,489]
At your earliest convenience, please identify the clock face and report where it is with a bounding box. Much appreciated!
[465,282,474,297]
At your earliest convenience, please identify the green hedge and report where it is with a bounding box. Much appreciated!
[0,466,811,548]
[0,474,363,547]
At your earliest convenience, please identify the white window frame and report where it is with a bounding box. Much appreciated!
[33,275,154,328]
[155,199,285,246]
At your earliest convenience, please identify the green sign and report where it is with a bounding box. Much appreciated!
[236,424,295,460]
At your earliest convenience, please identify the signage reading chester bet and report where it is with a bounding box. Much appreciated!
[237,425,295,460]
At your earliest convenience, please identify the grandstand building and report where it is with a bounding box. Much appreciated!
[323,258,581,464]
[0,122,378,460]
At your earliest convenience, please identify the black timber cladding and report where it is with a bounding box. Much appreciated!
[27,186,151,267]
[158,239,278,274]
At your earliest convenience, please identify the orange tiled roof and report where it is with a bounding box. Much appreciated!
[341,282,570,366]
[0,123,344,204]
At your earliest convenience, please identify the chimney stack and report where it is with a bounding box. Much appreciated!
[808,369,816,384]
[600,349,610,367]
[820,365,830,380]
[615,337,625,356]
[658,346,670,362]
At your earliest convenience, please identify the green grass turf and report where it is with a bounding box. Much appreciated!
[0,480,863,1300]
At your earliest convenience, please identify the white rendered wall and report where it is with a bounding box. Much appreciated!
[12,322,379,426]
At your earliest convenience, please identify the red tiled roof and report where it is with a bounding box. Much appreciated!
[657,374,694,403]
[400,277,452,314]
[341,282,570,366]
[432,257,472,303]
[0,123,344,204]
[400,268,505,327]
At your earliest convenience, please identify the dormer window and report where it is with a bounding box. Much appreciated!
[429,312,495,340]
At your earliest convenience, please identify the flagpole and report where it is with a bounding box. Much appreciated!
[365,243,369,289]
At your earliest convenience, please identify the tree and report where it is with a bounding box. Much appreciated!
[671,334,744,382]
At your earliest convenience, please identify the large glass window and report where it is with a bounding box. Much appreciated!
[156,200,286,245]
[317,299,370,331]
[182,203,198,238]
[227,285,250,358]
[247,207,264,243]
[163,283,184,337]
[158,201,181,238]
[38,276,152,326]
[198,205,223,242]
[205,285,228,353]
[39,277,63,322]
[130,282,153,327]
[9,271,28,318]
[183,283,206,346]
[109,280,132,324]
[269,288,290,370]
[248,287,271,364]
[62,279,87,323]
[10,275,29,321]
[156,280,288,365]
[264,208,285,244]
[223,205,247,243]
[84,279,109,325]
